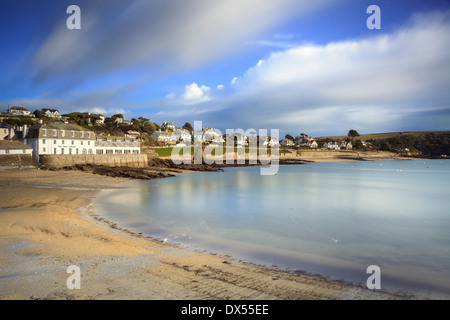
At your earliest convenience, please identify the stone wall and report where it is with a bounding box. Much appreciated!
[0,154,33,168]
[39,154,148,169]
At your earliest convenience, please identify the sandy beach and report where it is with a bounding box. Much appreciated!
[0,165,406,300]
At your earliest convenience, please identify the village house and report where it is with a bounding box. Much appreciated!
[8,105,32,117]
[203,128,224,145]
[298,138,318,148]
[0,140,33,156]
[94,136,140,155]
[151,129,175,144]
[161,121,176,131]
[19,121,140,161]
[280,139,295,147]
[113,124,140,139]
[96,114,105,125]
[339,141,353,150]
[41,108,61,119]
[0,140,33,168]
[0,122,13,140]
[323,141,340,150]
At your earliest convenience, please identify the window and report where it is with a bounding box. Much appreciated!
[69,148,72,155]
[54,148,56,154]
[61,148,64,154]
[62,140,64,145]
[71,131,75,138]
[72,140,74,145]
[42,139,46,143]
[76,149,79,154]
[80,132,84,139]
[53,129,57,137]
[87,132,91,138]
[43,147,46,153]
[42,129,46,136]
[88,141,90,145]
[61,130,65,137]
[81,141,84,145]
[54,140,56,144]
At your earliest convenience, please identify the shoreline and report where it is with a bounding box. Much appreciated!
[0,159,418,300]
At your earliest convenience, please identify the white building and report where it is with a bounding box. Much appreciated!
[203,128,224,144]
[280,139,295,146]
[94,136,140,155]
[8,106,32,116]
[323,142,340,150]
[42,108,61,118]
[161,121,176,131]
[173,129,192,142]
[0,140,33,155]
[20,121,140,161]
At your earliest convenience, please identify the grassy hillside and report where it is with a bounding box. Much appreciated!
[315,131,450,141]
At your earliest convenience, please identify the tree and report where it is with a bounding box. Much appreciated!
[348,129,360,139]
[182,122,194,132]
[33,110,42,119]
[112,113,124,119]
[285,134,294,141]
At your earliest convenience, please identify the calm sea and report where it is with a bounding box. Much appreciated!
[96,159,450,298]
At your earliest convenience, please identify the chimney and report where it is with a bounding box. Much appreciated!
[22,124,28,139]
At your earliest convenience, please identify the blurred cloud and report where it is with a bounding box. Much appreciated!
[154,10,450,135]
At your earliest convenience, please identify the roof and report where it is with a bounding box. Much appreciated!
[11,106,29,111]
[25,122,93,138]
[42,108,60,113]
[0,140,33,150]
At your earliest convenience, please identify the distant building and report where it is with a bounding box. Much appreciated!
[161,122,176,131]
[151,130,174,143]
[323,142,340,150]
[19,121,140,161]
[0,122,13,140]
[0,140,32,155]
[41,108,61,118]
[8,106,32,116]
[96,114,105,125]
[280,139,295,147]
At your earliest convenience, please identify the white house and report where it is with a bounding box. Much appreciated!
[96,114,105,125]
[226,132,247,147]
[42,108,61,118]
[280,139,295,147]
[339,141,352,150]
[94,136,140,155]
[8,106,32,116]
[0,140,33,155]
[299,138,318,148]
[203,128,224,144]
[161,121,176,131]
[151,130,174,143]
[323,142,340,150]
[173,129,192,142]
[20,121,140,161]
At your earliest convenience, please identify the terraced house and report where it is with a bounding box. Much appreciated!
[20,121,140,162]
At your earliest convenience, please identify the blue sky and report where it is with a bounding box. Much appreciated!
[1,0,449,137]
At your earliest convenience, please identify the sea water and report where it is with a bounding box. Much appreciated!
[96,159,450,298]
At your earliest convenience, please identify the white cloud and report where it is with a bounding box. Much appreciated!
[182,83,211,104]
[172,10,450,135]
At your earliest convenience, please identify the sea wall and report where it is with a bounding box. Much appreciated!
[0,154,33,168]
[39,154,148,169]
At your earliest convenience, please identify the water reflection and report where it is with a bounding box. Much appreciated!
[96,160,450,298]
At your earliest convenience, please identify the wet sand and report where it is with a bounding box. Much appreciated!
[0,167,406,300]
